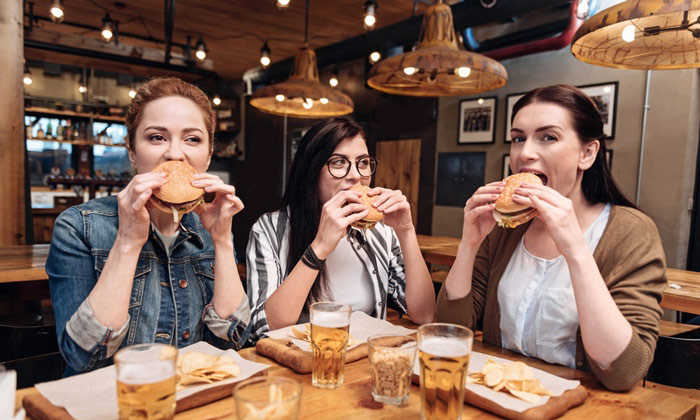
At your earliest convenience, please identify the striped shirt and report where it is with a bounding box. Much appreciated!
[246,207,408,342]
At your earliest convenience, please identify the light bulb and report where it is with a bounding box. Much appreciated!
[456,67,471,78]
[79,85,87,93]
[50,0,64,23]
[369,51,381,63]
[329,76,339,87]
[23,75,33,85]
[260,56,271,67]
[101,29,113,42]
[275,94,285,102]
[320,97,329,104]
[302,98,313,109]
[363,0,377,31]
[477,98,484,104]
[403,67,417,75]
[622,24,635,43]
[363,14,376,30]
[195,36,207,61]
[260,42,271,68]
[128,89,136,99]
[101,14,114,43]
[212,96,222,106]
[277,0,290,10]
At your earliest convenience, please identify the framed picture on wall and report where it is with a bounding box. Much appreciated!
[458,97,497,144]
[504,92,525,142]
[578,82,618,139]
[502,154,513,179]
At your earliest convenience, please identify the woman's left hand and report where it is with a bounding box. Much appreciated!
[368,187,413,232]
[513,183,585,256]
[192,173,244,245]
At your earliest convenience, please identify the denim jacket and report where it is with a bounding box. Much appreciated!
[47,196,250,374]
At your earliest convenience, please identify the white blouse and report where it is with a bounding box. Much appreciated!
[497,204,610,367]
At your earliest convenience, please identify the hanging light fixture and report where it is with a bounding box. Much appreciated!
[212,95,222,106]
[571,0,700,70]
[100,13,114,43]
[329,68,339,87]
[23,65,33,86]
[128,87,137,99]
[277,0,290,11]
[260,41,271,68]
[364,0,378,31]
[367,0,507,96]
[369,51,381,64]
[195,36,207,61]
[251,0,354,118]
[50,0,65,23]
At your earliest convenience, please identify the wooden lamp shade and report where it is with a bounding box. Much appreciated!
[367,1,507,97]
[250,47,354,118]
[571,0,700,70]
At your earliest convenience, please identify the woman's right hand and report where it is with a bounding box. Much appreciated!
[461,181,505,248]
[115,172,166,248]
[311,190,369,260]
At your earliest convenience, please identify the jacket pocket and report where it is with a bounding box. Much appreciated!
[191,256,216,302]
[94,254,153,308]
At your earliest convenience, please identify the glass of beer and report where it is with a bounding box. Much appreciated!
[114,343,178,420]
[417,323,473,420]
[233,376,302,420]
[309,302,351,389]
[367,334,417,405]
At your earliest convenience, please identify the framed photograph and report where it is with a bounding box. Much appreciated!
[502,154,513,179]
[436,152,486,207]
[458,97,497,144]
[578,82,618,139]
[504,93,525,142]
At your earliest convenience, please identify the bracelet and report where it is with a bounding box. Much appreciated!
[301,245,326,271]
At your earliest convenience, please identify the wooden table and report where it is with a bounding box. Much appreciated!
[15,319,698,420]
[0,244,50,284]
[417,235,700,316]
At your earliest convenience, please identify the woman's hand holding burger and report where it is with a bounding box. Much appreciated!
[368,187,413,232]
[311,190,369,260]
[116,172,167,248]
[191,173,244,246]
[460,181,505,248]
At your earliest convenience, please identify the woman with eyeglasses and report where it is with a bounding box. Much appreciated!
[246,117,435,342]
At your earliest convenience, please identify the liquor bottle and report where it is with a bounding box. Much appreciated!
[46,121,54,140]
[56,122,65,140]
[73,121,81,140]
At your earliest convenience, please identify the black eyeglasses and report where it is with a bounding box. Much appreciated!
[326,156,378,179]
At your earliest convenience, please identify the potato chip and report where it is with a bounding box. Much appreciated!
[176,351,240,389]
[506,387,542,404]
[484,368,503,387]
[467,359,551,403]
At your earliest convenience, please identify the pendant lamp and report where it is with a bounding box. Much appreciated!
[571,0,700,69]
[367,0,507,97]
[250,0,354,118]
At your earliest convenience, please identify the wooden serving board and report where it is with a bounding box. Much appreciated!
[255,335,413,374]
[410,373,587,420]
[23,371,266,420]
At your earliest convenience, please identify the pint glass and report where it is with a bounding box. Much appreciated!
[309,302,351,389]
[417,323,473,420]
[115,343,178,420]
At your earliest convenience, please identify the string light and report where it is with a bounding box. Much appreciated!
[23,65,33,85]
[456,66,471,77]
[101,13,114,43]
[276,0,290,11]
[195,36,207,61]
[403,67,417,75]
[329,68,339,87]
[275,94,285,102]
[363,0,377,31]
[260,41,271,68]
[50,0,64,23]
[369,51,381,64]
[320,97,329,104]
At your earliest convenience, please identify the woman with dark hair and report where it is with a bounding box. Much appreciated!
[247,117,435,341]
[437,85,666,391]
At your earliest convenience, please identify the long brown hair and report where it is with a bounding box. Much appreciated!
[511,84,635,208]
[125,77,215,154]
[281,117,366,311]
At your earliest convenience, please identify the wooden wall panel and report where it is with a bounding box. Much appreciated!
[375,139,421,227]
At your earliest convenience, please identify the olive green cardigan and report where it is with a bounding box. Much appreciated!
[436,205,667,391]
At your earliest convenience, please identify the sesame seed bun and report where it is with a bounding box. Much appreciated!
[350,184,384,229]
[150,161,204,216]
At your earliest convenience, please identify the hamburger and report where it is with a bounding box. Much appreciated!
[150,161,204,223]
[492,172,543,228]
[350,185,384,230]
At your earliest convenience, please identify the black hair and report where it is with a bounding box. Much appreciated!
[511,84,636,208]
[280,117,365,309]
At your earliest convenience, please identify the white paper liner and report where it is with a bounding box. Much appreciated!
[413,350,581,413]
[264,311,416,352]
[35,342,270,420]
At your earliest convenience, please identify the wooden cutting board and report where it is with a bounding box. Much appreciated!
[23,371,266,420]
[256,335,413,373]
[410,373,587,420]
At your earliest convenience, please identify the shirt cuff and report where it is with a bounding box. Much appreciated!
[202,298,251,341]
[65,299,130,358]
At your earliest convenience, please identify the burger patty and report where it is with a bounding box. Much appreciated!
[499,207,534,217]
[151,194,202,211]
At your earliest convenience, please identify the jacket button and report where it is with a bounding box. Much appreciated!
[179,279,188,288]
[182,330,191,340]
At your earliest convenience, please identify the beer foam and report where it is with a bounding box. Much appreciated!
[419,337,470,357]
[118,361,174,384]
[311,311,349,328]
